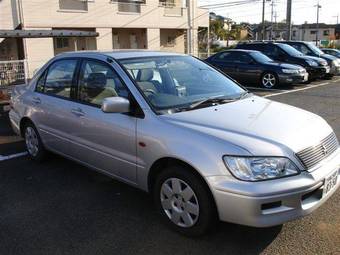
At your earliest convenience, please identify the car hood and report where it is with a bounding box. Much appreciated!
[265,62,302,70]
[161,96,333,156]
[297,55,326,64]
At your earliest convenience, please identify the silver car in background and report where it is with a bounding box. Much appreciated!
[9,51,340,236]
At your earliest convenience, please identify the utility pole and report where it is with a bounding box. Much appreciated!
[286,0,292,40]
[186,0,192,55]
[333,14,339,24]
[270,1,275,40]
[262,0,265,40]
[315,2,321,46]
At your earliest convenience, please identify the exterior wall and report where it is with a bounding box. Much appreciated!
[24,28,54,77]
[20,0,208,31]
[0,0,20,30]
[292,27,336,41]
[147,28,161,50]
[96,28,113,51]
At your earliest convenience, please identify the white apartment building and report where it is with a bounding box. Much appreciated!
[291,23,336,42]
[0,0,209,76]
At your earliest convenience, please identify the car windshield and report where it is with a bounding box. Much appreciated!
[250,51,273,63]
[120,56,245,114]
[277,43,303,57]
[307,42,324,55]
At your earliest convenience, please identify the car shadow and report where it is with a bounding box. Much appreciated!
[0,153,282,255]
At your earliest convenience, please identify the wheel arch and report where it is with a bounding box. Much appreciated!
[147,157,217,208]
[19,117,34,137]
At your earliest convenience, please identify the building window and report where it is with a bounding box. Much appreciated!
[59,0,88,11]
[310,30,317,35]
[113,0,145,13]
[292,31,296,37]
[166,36,176,47]
[323,30,330,36]
[55,38,70,49]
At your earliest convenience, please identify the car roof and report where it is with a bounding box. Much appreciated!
[57,50,186,60]
[222,49,259,53]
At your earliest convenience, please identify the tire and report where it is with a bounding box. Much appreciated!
[23,121,46,161]
[153,165,217,236]
[261,72,278,89]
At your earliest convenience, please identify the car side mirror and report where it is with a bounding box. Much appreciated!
[101,97,130,113]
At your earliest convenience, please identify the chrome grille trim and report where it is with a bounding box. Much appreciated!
[296,132,339,170]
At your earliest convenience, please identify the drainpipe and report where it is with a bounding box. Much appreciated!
[186,0,192,55]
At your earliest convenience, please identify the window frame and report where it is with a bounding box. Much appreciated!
[35,58,80,102]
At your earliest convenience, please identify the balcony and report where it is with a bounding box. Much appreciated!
[111,0,145,14]
[159,1,184,16]
[59,0,88,11]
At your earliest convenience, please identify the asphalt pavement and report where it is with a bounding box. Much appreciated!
[0,78,340,255]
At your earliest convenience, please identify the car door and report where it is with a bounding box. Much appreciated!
[233,52,260,84]
[32,58,81,156]
[69,58,137,183]
[210,52,237,79]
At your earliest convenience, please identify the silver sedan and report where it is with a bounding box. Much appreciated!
[9,51,340,236]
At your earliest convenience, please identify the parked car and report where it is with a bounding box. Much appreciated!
[236,42,330,81]
[280,41,340,76]
[9,51,340,236]
[206,49,308,88]
[321,48,340,59]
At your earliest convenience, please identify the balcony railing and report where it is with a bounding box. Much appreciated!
[159,1,183,16]
[59,0,88,11]
[111,0,145,13]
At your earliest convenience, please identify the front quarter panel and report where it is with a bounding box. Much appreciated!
[136,109,251,191]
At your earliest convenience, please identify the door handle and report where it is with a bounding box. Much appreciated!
[71,108,85,117]
[32,97,41,104]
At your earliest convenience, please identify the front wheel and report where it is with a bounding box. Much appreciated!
[153,166,217,236]
[24,122,46,161]
[261,72,278,89]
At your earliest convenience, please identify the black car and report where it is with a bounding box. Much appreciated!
[206,49,308,88]
[280,41,340,76]
[236,42,330,81]
[321,48,340,58]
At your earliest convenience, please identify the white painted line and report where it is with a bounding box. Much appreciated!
[264,82,330,98]
[331,78,340,83]
[0,152,28,162]
[245,86,288,92]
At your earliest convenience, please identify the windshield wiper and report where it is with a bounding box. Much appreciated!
[238,91,252,100]
[189,95,237,110]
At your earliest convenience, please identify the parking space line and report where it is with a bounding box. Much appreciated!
[245,86,288,92]
[0,152,28,162]
[264,82,330,98]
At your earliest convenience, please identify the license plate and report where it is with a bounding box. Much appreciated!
[323,170,338,196]
[325,67,330,73]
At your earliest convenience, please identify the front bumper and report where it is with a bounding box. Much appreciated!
[330,65,340,76]
[278,72,309,85]
[207,149,340,227]
[308,66,330,79]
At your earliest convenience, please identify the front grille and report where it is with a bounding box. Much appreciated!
[296,132,339,170]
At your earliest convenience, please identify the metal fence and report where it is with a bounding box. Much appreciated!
[0,60,28,87]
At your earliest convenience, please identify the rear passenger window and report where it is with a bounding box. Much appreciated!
[44,60,77,98]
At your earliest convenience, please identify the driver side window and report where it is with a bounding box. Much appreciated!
[78,60,130,107]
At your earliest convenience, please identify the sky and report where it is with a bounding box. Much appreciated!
[198,0,340,25]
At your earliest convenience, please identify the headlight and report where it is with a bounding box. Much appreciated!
[282,69,299,74]
[306,60,318,67]
[332,59,340,67]
[223,156,300,181]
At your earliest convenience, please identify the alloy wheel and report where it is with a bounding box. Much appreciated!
[160,178,200,228]
[25,127,39,157]
[262,73,277,88]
